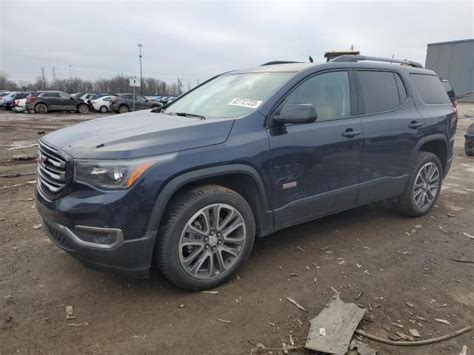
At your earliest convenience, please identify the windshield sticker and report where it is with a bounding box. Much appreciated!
[228,98,263,109]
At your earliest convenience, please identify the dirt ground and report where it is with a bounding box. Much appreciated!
[0,106,473,355]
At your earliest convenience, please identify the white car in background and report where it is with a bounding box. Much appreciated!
[91,95,112,113]
[12,98,27,113]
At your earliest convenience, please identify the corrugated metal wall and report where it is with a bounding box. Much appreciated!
[425,39,474,96]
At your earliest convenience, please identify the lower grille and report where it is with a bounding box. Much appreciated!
[44,220,76,252]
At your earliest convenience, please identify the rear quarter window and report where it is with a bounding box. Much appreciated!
[410,74,450,104]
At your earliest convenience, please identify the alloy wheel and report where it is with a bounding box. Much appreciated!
[178,203,246,280]
[412,162,440,210]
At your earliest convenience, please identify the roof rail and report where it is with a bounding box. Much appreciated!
[331,55,423,68]
[261,61,302,66]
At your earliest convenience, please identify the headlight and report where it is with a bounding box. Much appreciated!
[74,153,176,189]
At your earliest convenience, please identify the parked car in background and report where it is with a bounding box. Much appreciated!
[12,98,27,113]
[35,56,456,290]
[110,93,162,113]
[0,91,10,106]
[159,96,176,105]
[1,92,17,109]
[91,95,112,113]
[3,92,31,110]
[440,78,458,120]
[26,91,90,113]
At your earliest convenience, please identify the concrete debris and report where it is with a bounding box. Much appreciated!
[286,297,309,312]
[33,224,42,230]
[217,318,231,324]
[409,329,421,338]
[460,345,467,355]
[305,294,365,353]
[435,319,450,325]
[65,305,75,320]
[392,322,404,328]
[296,246,305,252]
[406,302,415,307]
[200,290,219,295]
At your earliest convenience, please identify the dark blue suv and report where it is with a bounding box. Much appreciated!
[36,56,457,290]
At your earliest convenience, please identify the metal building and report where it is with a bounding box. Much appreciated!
[425,39,474,97]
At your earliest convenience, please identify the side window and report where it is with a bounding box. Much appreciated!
[394,73,407,103]
[280,71,351,121]
[358,71,400,114]
[410,74,450,104]
[137,95,147,102]
[58,92,70,99]
[42,92,59,98]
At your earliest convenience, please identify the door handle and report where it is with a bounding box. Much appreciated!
[342,129,362,138]
[408,121,423,129]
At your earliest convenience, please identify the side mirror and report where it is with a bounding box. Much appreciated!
[273,103,317,125]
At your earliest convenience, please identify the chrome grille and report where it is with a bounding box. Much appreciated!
[37,140,68,197]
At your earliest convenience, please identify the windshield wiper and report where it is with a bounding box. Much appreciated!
[173,112,206,120]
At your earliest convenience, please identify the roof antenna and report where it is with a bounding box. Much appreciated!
[309,55,314,63]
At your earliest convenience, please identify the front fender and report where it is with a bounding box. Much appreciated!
[145,164,272,236]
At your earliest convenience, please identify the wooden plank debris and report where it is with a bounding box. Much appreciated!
[305,294,365,353]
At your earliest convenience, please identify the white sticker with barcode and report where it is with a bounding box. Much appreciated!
[228,98,263,109]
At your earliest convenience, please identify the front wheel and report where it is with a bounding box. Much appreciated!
[99,105,108,113]
[156,185,255,291]
[396,152,442,217]
[77,103,89,114]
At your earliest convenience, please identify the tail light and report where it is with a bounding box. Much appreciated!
[12,99,18,107]
[27,95,38,103]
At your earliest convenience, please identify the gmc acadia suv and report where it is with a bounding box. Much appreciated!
[36,56,457,290]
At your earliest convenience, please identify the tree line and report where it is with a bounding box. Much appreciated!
[0,72,186,96]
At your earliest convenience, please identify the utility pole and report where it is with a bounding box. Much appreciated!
[68,64,72,80]
[41,66,46,90]
[137,43,143,95]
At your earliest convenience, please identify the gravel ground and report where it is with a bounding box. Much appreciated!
[0,106,473,354]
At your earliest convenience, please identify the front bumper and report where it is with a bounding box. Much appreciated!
[40,214,155,278]
[36,182,158,278]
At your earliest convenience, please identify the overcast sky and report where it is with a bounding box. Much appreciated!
[1,0,473,85]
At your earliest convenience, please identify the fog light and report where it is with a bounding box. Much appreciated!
[73,225,123,249]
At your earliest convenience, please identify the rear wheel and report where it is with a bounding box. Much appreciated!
[156,185,255,291]
[99,105,108,113]
[118,105,129,114]
[396,152,442,217]
[77,103,89,114]
[34,103,48,114]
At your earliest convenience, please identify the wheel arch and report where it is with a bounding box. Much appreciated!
[146,164,273,239]
[411,135,448,175]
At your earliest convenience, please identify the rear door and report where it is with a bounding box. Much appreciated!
[41,92,60,110]
[355,69,422,204]
[268,70,363,230]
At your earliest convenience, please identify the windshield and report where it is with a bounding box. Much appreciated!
[163,72,295,119]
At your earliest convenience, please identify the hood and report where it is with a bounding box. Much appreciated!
[43,110,234,159]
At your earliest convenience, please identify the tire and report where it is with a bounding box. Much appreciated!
[156,185,256,291]
[77,104,89,114]
[118,105,129,114]
[99,105,108,113]
[396,152,443,217]
[465,142,474,156]
[34,103,48,114]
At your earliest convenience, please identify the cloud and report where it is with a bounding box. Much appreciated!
[1,0,472,83]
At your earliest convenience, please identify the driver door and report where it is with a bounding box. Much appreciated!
[267,70,363,230]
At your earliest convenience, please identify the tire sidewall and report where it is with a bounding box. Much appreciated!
[119,105,128,113]
[78,104,89,113]
[100,106,108,113]
[161,191,255,290]
[35,103,47,114]
[408,154,443,216]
